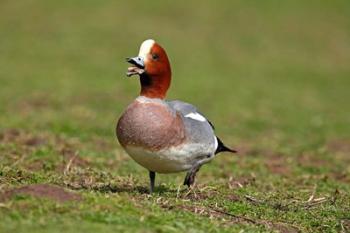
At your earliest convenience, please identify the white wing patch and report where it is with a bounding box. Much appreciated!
[185,112,206,122]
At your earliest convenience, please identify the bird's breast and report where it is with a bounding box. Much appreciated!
[116,100,186,151]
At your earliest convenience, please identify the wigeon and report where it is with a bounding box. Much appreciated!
[116,39,236,193]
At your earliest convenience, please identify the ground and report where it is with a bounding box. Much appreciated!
[0,1,350,232]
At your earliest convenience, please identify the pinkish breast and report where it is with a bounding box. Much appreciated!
[116,100,186,151]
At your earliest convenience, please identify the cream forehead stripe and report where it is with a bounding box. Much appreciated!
[138,39,155,58]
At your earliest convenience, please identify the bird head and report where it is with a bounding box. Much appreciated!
[126,39,171,99]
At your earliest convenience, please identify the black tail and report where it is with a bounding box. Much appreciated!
[215,137,237,154]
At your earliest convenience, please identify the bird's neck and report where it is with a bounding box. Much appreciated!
[140,73,171,99]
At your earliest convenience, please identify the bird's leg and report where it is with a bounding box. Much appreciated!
[183,164,201,187]
[149,171,156,194]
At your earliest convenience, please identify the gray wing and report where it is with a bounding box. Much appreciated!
[167,100,217,154]
[167,100,213,124]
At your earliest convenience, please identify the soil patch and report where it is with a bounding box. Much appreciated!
[341,219,350,232]
[0,184,82,203]
[56,147,90,173]
[0,128,47,147]
[330,172,350,183]
[269,222,300,233]
[297,153,327,168]
[327,139,350,164]
[265,155,290,175]
[327,139,350,154]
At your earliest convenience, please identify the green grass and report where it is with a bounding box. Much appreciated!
[1,0,350,232]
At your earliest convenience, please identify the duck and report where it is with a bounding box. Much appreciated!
[116,39,236,193]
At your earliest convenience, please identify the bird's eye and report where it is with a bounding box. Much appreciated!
[151,53,159,60]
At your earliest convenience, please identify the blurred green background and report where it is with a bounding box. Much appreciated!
[1,1,350,232]
[1,0,349,140]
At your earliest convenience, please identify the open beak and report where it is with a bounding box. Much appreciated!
[126,56,145,77]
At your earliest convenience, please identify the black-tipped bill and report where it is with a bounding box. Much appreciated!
[126,56,145,77]
[127,56,144,68]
